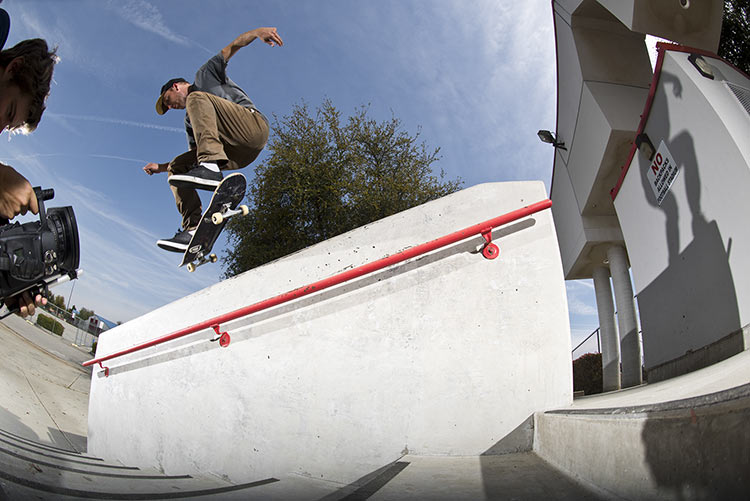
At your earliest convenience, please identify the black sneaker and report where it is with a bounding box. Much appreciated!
[169,164,223,190]
[157,228,195,253]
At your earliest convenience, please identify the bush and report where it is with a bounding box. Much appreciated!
[36,314,64,336]
[573,352,603,395]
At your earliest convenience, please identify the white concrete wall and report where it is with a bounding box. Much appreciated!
[87,182,571,485]
[614,50,750,373]
[598,0,724,52]
[551,0,651,279]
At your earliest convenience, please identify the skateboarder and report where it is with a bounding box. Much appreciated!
[143,27,283,252]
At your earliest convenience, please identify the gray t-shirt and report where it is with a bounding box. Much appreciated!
[184,52,265,148]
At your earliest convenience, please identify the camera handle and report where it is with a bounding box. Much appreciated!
[0,187,54,227]
[34,187,54,228]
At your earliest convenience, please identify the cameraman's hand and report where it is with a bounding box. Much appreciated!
[143,162,167,175]
[0,164,38,219]
[5,291,46,318]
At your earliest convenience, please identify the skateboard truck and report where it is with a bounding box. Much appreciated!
[210,324,231,347]
[186,252,218,273]
[480,228,500,260]
[211,203,249,225]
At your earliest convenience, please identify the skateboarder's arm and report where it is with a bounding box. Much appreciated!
[221,27,283,62]
[143,162,168,175]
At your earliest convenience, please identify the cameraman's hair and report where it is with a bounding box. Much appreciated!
[0,39,57,133]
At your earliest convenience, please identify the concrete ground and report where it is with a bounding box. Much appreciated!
[2,312,749,500]
[0,314,90,453]
[0,314,608,500]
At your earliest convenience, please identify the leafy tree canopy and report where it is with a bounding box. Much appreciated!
[718,0,750,74]
[223,99,462,276]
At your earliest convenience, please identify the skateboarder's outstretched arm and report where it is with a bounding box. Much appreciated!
[221,27,283,62]
[143,162,168,176]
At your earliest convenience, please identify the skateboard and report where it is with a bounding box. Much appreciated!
[180,173,249,272]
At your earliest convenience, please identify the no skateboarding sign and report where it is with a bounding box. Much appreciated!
[647,140,680,206]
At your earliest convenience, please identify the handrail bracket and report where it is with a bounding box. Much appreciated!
[98,362,110,377]
[210,324,231,348]
[480,227,499,260]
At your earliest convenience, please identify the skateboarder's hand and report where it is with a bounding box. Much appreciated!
[253,27,283,47]
[0,164,38,220]
[143,162,167,176]
[5,291,46,318]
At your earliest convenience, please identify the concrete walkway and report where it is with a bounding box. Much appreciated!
[0,315,90,453]
[567,348,750,410]
[0,314,608,500]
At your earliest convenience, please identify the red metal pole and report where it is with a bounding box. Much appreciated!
[83,199,551,369]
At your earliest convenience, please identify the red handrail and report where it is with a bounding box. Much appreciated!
[83,199,552,373]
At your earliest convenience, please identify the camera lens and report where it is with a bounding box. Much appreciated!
[46,206,80,274]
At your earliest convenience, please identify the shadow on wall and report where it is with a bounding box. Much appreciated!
[641,386,750,498]
[637,70,741,378]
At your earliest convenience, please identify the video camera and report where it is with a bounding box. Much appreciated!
[0,187,80,315]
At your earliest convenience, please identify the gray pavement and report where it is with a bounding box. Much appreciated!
[0,313,609,499]
[2,310,748,500]
[0,315,90,453]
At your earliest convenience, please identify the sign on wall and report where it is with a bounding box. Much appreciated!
[647,140,680,206]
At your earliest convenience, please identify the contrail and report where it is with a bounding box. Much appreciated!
[47,113,183,133]
[0,153,148,164]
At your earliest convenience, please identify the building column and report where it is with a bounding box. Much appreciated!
[592,265,620,392]
[607,245,642,388]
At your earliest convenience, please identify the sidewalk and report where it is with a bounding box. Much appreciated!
[0,315,90,453]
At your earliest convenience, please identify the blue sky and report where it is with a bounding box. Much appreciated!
[0,0,609,353]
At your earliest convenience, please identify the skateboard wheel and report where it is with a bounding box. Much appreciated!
[209,254,218,263]
[482,243,500,260]
[240,205,249,216]
[187,263,196,273]
[212,212,224,225]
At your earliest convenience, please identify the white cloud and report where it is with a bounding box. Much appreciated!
[565,280,597,316]
[46,113,184,134]
[105,0,213,54]
[106,0,190,47]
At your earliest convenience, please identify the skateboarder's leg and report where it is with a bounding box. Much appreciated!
[186,91,269,169]
[168,150,202,230]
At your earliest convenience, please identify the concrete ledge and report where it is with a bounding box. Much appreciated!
[535,384,750,500]
[646,325,750,383]
[88,182,572,485]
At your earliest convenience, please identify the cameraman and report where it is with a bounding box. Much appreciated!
[0,13,58,317]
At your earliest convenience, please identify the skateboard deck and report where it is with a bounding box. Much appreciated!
[180,173,248,271]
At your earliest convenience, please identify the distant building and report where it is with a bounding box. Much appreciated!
[82,314,118,336]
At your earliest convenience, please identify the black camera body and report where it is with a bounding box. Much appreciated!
[0,187,80,306]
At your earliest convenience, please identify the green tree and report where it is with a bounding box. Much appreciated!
[572,353,603,396]
[78,308,95,321]
[222,99,462,276]
[719,0,750,74]
[52,294,66,309]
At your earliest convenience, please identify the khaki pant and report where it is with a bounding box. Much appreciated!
[168,91,269,229]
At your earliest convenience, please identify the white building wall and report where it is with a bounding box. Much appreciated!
[87,182,571,485]
[614,50,750,375]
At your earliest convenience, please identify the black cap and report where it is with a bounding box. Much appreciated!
[155,77,188,115]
